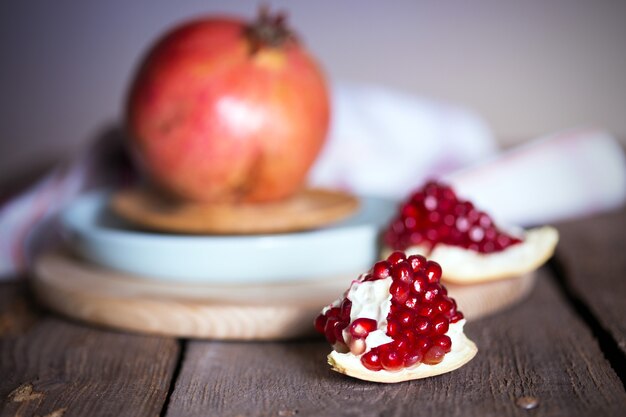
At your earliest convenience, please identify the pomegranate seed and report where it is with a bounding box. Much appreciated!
[403,350,423,368]
[326,307,340,319]
[469,226,484,242]
[454,201,471,216]
[433,334,452,353]
[411,276,427,294]
[410,191,424,203]
[387,320,401,337]
[424,181,438,196]
[404,217,417,230]
[407,254,427,271]
[427,211,441,225]
[424,261,442,283]
[391,262,413,284]
[424,195,438,211]
[334,321,349,344]
[340,299,352,320]
[423,345,446,365]
[401,329,417,346]
[349,337,367,355]
[372,260,392,280]
[481,241,496,253]
[467,209,480,223]
[422,284,440,303]
[431,314,450,335]
[456,216,470,232]
[409,232,423,245]
[361,348,382,371]
[479,213,493,228]
[402,203,419,218]
[450,311,465,323]
[393,335,412,354]
[324,318,338,344]
[404,295,420,309]
[414,316,431,335]
[498,234,521,247]
[314,314,327,334]
[390,281,410,304]
[437,224,451,239]
[349,318,377,339]
[389,303,402,316]
[435,297,454,315]
[418,305,435,318]
[379,343,404,371]
[440,184,456,201]
[396,309,414,327]
[414,335,432,354]
[387,251,407,265]
[484,226,497,241]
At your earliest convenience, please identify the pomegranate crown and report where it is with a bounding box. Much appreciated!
[245,5,297,53]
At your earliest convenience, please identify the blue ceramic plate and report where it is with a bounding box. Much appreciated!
[60,191,397,284]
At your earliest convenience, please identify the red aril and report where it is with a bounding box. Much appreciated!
[423,345,446,365]
[361,349,382,371]
[433,335,452,353]
[349,318,377,339]
[372,260,392,280]
[379,344,404,372]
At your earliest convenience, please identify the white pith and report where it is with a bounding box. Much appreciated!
[382,226,559,284]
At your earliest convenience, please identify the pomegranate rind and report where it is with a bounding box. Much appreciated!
[327,320,477,383]
[384,226,558,284]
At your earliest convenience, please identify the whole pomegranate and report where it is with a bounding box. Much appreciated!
[126,9,330,203]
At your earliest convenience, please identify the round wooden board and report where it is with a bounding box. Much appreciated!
[110,187,360,234]
[31,250,537,340]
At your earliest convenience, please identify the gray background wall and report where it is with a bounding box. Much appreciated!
[1,0,625,183]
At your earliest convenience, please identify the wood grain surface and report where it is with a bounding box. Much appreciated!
[111,187,360,234]
[31,250,537,340]
[555,207,626,355]
[3,208,625,417]
[0,282,180,417]
[162,270,626,417]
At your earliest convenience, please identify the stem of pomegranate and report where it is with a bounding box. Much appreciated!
[245,6,294,54]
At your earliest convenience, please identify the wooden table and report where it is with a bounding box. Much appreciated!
[1,207,625,417]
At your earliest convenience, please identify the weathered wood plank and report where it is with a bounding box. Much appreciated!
[0,281,180,417]
[164,270,625,417]
[556,206,626,355]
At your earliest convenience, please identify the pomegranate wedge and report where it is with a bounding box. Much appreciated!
[315,251,477,383]
[383,181,559,284]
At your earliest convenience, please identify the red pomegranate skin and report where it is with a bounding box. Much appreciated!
[126,17,330,203]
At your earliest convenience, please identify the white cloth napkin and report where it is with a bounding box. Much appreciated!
[1,82,624,279]
[309,83,498,197]
[445,129,626,226]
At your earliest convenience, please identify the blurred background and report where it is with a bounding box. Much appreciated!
[1,0,625,185]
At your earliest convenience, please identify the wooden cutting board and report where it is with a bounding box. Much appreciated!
[31,249,537,340]
[111,187,360,234]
